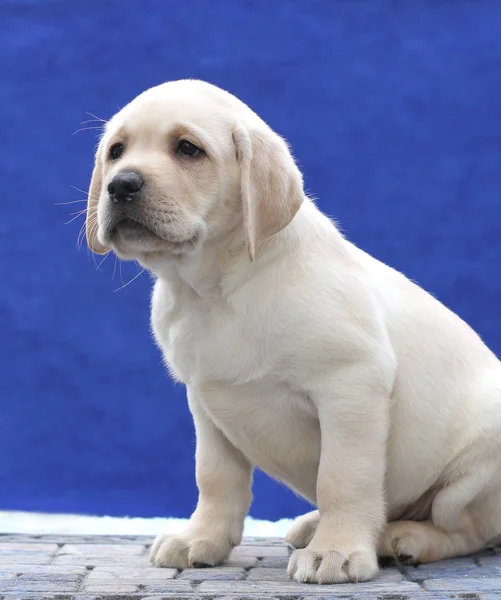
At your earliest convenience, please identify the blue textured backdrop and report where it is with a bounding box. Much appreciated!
[1,0,500,520]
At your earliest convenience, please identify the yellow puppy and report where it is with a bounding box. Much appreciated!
[86,80,501,584]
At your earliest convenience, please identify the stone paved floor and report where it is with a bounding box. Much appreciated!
[1,534,501,599]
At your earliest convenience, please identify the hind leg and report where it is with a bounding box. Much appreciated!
[379,520,480,564]
[285,510,319,549]
[380,470,501,564]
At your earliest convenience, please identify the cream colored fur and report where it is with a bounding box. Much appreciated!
[86,79,501,584]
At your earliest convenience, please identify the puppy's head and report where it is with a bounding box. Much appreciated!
[86,80,304,262]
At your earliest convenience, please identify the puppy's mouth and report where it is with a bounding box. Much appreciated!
[112,218,157,242]
[110,217,201,253]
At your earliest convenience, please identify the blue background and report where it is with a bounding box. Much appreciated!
[1,0,500,520]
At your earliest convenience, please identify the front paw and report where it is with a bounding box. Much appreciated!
[287,545,378,584]
[285,510,319,549]
[150,531,233,569]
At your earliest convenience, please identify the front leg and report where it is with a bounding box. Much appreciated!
[288,364,390,584]
[151,386,253,568]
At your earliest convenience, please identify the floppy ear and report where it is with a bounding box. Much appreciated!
[232,125,304,261]
[85,144,109,255]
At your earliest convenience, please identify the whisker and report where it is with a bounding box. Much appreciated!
[79,216,98,249]
[91,246,102,269]
[86,112,108,123]
[73,126,105,136]
[77,221,87,249]
[71,185,90,196]
[55,199,87,206]
[113,267,146,292]
[96,252,110,270]
[80,119,106,126]
[65,210,87,225]
[69,208,87,217]
[71,185,99,201]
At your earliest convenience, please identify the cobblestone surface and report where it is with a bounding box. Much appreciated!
[0,533,500,598]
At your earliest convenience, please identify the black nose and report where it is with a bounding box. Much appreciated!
[107,172,144,203]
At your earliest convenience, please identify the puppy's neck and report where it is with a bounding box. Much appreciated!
[147,229,247,301]
[147,198,339,301]
[177,244,228,299]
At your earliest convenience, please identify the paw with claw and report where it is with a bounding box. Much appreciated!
[288,544,378,584]
[150,530,233,569]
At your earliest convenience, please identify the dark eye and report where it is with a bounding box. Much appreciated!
[177,140,204,157]
[109,143,124,160]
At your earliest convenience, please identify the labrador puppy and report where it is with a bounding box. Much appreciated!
[85,79,501,584]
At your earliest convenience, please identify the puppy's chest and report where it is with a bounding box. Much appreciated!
[198,377,321,498]
[152,290,270,385]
